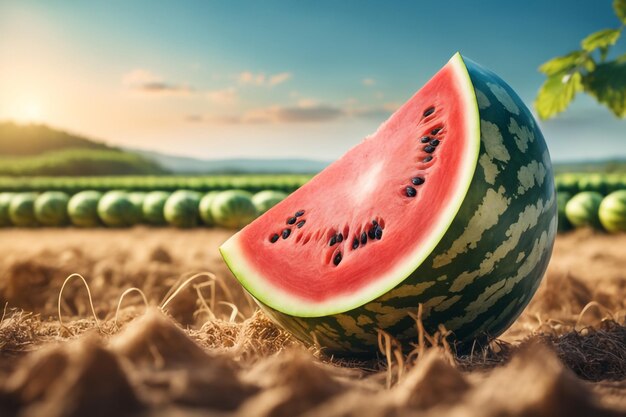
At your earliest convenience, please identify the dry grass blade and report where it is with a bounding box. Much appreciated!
[114,287,149,328]
[57,273,102,335]
[159,271,217,312]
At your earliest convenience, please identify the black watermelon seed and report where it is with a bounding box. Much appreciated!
[372,219,378,226]
[295,210,305,217]
[282,229,291,239]
[406,186,417,197]
[423,107,435,117]
[368,228,376,240]
[352,238,359,250]
[430,139,440,146]
[423,156,433,162]
[287,216,296,225]
[360,232,367,245]
[424,145,435,153]
[333,252,342,266]
[329,235,337,246]
[375,226,383,240]
[296,220,305,228]
[431,127,442,135]
[270,234,279,243]
[337,233,343,242]
[412,176,425,185]
[420,136,431,143]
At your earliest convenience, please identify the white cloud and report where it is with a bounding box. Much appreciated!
[122,69,193,96]
[269,72,292,86]
[362,78,376,86]
[206,87,238,104]
[237,71,292,87]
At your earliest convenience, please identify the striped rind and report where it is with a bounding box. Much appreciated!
[199,191,220,226]
[212,190,258,229]
[34,192,70,226]
[164,190,201,228]
[143,191,170,225]
[227,55,556,354]
[599,190,626,232]
[0,192,16,226]
[68,191,103,227]
[252,190,288,215]
[97,191,136,227]
[8,193,39,227]
[565,191,603,229]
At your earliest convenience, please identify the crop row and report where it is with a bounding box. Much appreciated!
[0,175,313,195]
[555,173,626,196]
[0,189,288,229]
[558,190,626,233]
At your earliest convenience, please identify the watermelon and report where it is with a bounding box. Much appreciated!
[252,190,288,215]
[127,192,146,224]
[211,190,258,229]
[9,193,39,227]
[164,190,201,228]
[34,191,70,226]
[565,191,603,229]
[556,192,572,232]
[68,191,103,227]
[143,191,170,225]
[0,192,15,226]
[220,54,557,354]
[598,190,626,233]
[98,191,137,227]
[199,191,219,226]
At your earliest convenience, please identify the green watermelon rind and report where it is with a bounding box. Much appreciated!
[199,191,220,226]
[127,192,146,225]
[0,192,16,227]
[8,193,40,227]
[163,190,201,228]
[68,191,103,227]
[97,191,137,227]
[142,191,170,225]
[34,191,70,227]
[564,191,603,229]
[212,190,259,229]
[221,53,556,353]
[598,190,626,233]
[252,190,288,215]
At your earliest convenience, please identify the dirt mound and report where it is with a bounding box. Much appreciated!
[0,228,624,416]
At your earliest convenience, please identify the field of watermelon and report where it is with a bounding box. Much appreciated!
[0,175,311,194]
[2,173,626,234]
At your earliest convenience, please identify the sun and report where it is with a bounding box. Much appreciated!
[13,98,44,123]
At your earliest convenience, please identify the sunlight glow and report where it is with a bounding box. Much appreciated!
[13,98,44,123]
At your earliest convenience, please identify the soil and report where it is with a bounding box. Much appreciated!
[0,227,624,417]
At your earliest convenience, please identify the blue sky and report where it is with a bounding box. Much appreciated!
[0,0,624,162]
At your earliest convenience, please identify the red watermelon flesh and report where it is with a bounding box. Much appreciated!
[220,53,479,317]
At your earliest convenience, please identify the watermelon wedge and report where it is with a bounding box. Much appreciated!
[220,53,557,354]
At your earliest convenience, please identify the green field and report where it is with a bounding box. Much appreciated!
[0,175,313,194]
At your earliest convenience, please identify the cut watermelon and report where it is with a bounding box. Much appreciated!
[220,54,557,354]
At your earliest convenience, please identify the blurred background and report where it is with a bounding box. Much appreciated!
[1,0,624,173]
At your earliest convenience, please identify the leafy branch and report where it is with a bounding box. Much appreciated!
[534,0,626,119]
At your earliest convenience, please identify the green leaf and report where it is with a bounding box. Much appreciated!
[600,46,610,62]
[614,0,626,24]
[538,51,586,75]
[582,60,626,118]
[534,72,583,120]
[581,28,622,51]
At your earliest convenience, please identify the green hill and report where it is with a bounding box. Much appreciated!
[0,122,167,176]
